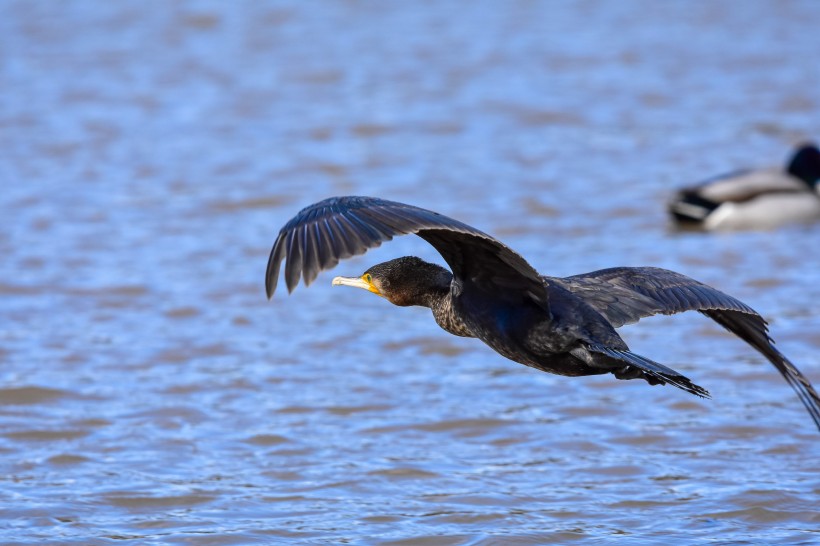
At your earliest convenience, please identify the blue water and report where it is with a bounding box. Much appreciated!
[2,1,819,544]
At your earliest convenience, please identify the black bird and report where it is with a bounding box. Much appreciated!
[266,196,820,430]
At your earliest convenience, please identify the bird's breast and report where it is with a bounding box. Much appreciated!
[455,292,567,364]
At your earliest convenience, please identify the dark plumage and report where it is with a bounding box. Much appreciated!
[266,196,820,431]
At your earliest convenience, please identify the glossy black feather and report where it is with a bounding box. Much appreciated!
[552,266,758,328]
[552,267,820,427]
[586,344,711,398]
[265,196,546,303]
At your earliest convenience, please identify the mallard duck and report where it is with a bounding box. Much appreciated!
[669,143,820,230]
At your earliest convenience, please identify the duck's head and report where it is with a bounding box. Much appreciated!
[787,143,820,189]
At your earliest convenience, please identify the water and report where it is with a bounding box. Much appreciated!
[2,1,819,544]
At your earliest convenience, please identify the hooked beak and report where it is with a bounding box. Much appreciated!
[332,275,382,296]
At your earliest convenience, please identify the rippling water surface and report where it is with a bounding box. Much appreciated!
[2,2,820,544]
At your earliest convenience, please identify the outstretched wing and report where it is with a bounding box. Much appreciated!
[554,267,820,429]
[265,196,547,306]
[551,266,757,328]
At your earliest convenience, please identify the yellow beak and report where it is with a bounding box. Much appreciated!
[332,275,382,296]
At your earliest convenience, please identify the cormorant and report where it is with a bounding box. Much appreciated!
[266,196,820,430]
[669,142,820,230]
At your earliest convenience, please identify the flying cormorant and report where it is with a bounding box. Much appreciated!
[266,196,820,430]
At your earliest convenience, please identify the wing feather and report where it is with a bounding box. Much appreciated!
[265,196,544,304]
[556,267,820,429]
[284,228,303,293]
[553,266,757,326]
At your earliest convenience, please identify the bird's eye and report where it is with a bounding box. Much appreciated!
[365,274,372,283]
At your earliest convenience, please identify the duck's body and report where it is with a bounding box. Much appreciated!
[267,196,820,430]
[669,143,820,230]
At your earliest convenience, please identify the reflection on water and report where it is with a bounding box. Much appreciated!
[2,1,819,544]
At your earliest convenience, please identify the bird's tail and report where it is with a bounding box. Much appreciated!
[587,344,711,399]
[701,309,820,431]
[668,191,719,224]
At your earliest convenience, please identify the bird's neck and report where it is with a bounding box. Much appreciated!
[413,270,452,309]
[423,278,474,338]
[397,265,475,338]
[430,295,474,338]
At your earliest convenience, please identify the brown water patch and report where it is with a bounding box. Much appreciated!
[182,12,221,30]
[485,101,585,127]
[745,277,786,288]
[360,515,403,524]
[368,467,441,480]
[551,440,606,453]
[416,418,515,433]
[74,418,111,428]
[608,434,672,446]
[207,195,294,213]
[376,535,477,546]
[606,206,643,219]
[706,424,784,439]
[232,315,252,326]
[5,429,90,441]
[0,386,73,405]
[352,123,395,137]
[275,405,315,415]
[760,443,802,455]
[418,341,473,357]
[104,493,216,510]
[667,400,708,412]
[244,433,290,446]
[382,336,473,357]
[429,512,511,526]
[261,494,312,503]
[650,474,690,482]
[608,499,682,510]
[700,506,820,524]
[421,493,521,507]
[268,447,315,457]
[521,199,561,218]
[261,471,303,482]
[154,342,232,363]
[780,94,817,113]
[489,434,534,447]
[164,306,201,319]
[62,284,150,297]
[128,406,209,426]
[422,121,464,135]
[326,404,392,416]
[0,283,43,295]
[559,405,615,417]
[579,465,645,477]
[364,418,515,437]
[47,454,93,465]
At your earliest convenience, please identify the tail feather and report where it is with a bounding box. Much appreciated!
[587,344,711,399]
[702,309,820,431]
[668,191,719,224]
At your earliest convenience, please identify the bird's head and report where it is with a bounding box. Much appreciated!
[332,256,451,307]
[787,142,820,188]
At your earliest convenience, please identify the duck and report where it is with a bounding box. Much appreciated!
[668,143,820,230]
